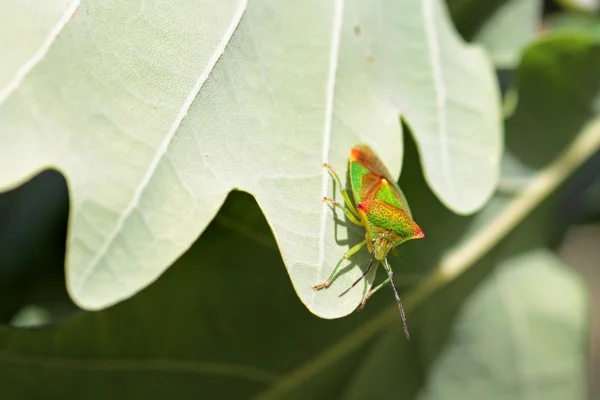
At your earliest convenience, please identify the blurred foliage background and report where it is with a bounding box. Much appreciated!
[1,0,600,399]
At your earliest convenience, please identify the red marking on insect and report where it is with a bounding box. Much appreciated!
[350,148,363,163]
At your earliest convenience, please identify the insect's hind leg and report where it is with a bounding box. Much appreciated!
[357,277,390,311]
[323,162,360,220]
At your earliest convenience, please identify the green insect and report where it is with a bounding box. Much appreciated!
[313,144,425,339]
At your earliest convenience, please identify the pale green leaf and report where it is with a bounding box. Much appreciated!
[0,0,73,99]
[0,0,248,308]
[0,0,501,318]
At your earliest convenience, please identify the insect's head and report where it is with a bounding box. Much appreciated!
[372,237,393,260]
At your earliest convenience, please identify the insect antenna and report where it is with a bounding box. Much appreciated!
[383,259,410,339]
[338,251,376,298]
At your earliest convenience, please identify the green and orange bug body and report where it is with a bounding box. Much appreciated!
[313,144,425,339]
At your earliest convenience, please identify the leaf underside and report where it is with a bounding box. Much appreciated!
[0,0,501,318]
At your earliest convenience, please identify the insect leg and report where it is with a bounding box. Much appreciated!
[312,240,367,290]
[338,253,377,297]
[357,277,390,311]
[323,162,361,220]
[322,197,362,226]
[357,260,410,338]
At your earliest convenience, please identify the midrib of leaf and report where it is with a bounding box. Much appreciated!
[0,349,277,384]
[72,1,248,297]
[0,0,81,104]
[421,0,455,201]
[252,118,600,400]
[315,0,345,302]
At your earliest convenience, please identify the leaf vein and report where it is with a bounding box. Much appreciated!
[0,0,81,105]
[73,1,248,298]
[422,0,456,200]
[315,0,345,295]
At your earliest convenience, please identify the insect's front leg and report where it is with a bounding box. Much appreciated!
[323,162,361,220]
[313,240,367,290]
